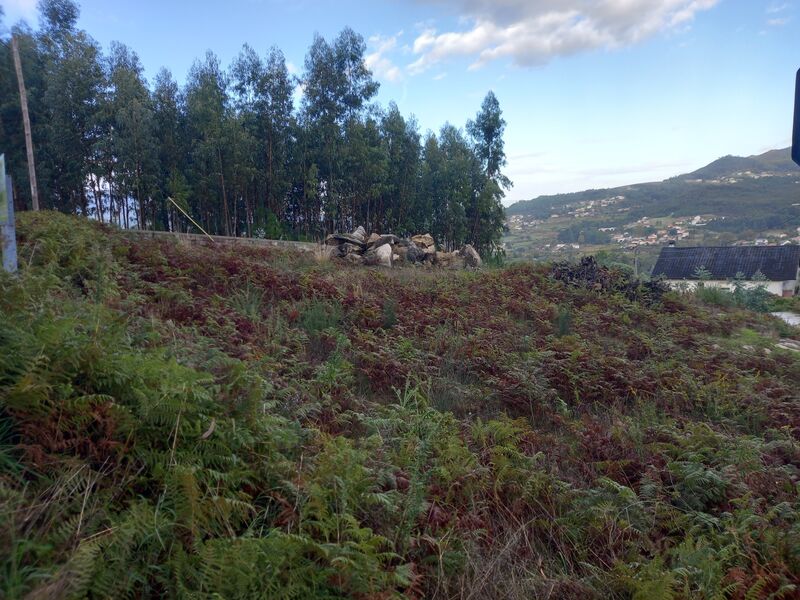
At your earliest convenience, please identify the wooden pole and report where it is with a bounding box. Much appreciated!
[11,36,39,212]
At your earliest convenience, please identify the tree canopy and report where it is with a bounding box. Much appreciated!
[0,0,509,254]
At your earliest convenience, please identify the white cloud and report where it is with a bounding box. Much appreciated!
[766,2,790,14]
[365,33,404,83]
[292,82,306,109]
[2,0,38,24]
[407,0,719,73]
[767,16,790,25]
[765,1,792,26]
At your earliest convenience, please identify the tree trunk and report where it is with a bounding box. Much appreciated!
[136,166,144,230]
[267,131,274,217]
[217,147,231,236]
[108,173,115,226]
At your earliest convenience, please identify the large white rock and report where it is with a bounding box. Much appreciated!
[435,251,465,269]
[460,244,482,268]
[411,233,435,249]
[375,243,393,267]
[351,225,367,243]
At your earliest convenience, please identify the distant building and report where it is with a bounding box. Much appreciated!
[652,245,800,297]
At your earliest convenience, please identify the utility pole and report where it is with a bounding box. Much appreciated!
[11,35,40,211]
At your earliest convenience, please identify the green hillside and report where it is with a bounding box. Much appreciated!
[504,148,800,265]
[684,148,799,180]
[1,213,799,599]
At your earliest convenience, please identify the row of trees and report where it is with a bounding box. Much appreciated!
[0,1,510,253]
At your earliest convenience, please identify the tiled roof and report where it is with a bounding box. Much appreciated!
[652,245,800,281]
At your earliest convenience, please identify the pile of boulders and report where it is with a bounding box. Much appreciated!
[324,226,481,269]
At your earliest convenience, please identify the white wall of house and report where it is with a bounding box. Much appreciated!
[664,279,796,296]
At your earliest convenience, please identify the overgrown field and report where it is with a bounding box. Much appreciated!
[2,212,799,599]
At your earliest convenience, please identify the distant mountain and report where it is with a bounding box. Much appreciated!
[680,148,798,180]
[506,148,800,235]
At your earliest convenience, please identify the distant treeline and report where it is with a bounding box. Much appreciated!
[0,1,509,253]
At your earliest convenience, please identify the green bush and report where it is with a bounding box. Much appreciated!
[694,285,735,307]
[694,279,772,313]
[300,299,343,336]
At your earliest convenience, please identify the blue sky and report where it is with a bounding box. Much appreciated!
[2,0,798,204]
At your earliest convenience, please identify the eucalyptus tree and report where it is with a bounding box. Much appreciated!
[433,124,472,250]
[379,103,420,235]
[152,68,187,231]
[0,23,47,210]
[37,0,78,53]
[340,115,387,231]
[302,28,378,232]
[230,44,294,234]
[104,42,157,228]
[284,116,322,238]
[466,91,510,255]
[37,0,105,216]
[467,91,509,186]
[185,51,232,235]
[1,5,506,247]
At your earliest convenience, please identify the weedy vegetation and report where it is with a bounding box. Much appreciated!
[1,212,799,599]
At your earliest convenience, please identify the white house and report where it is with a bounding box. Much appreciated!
[652,245,800,297]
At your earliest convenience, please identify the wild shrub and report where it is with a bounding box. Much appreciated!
[694,285,735,307]
[228,281,265,320]
[382,297,398,329]
[14,211,118,301]
[554,304,572,336]
[694,273,773,312]
[731,279,771,312]
[300,299,343,336]
[550,256,668,305]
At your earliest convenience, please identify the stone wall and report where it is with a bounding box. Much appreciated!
[121,229,317,252]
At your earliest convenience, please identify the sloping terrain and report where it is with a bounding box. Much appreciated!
[1,213,799,599]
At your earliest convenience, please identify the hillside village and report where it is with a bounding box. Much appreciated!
[504,149,800,261]
[508,205,800,255]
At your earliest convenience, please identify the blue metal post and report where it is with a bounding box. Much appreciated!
[1,160,18,273]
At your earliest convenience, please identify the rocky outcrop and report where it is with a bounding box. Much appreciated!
[405,243,425,264]
[460,244,482,269]
[351,226,367,244]
[364,243,393,267]
[324,226,481,270]
[325,233,366,249]
[411,233,435,250]
[374,234,401,248]
[434,251,466,270]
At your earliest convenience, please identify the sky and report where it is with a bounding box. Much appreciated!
[2,0,798,205]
